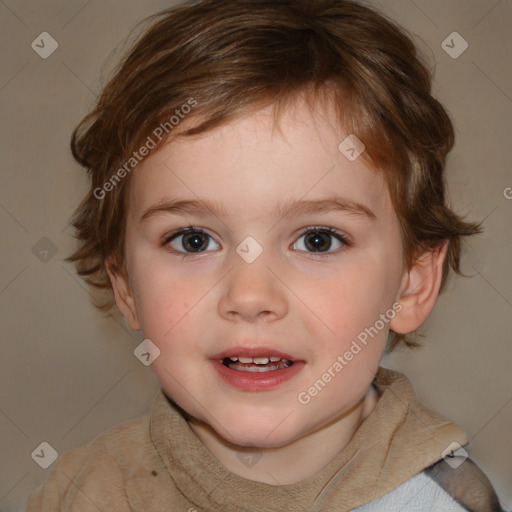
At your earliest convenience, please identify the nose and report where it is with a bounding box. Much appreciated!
[218,253,288,324]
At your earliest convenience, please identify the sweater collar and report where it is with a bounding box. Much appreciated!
[149,366,468,511]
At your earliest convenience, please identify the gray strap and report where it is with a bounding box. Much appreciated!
[424,457,504,512]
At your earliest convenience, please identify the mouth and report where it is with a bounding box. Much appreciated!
[211,347,304,391]
[221,356,293,372]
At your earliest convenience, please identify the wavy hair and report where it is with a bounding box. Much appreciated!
[67,0,481,350]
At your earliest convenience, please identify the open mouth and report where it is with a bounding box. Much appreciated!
[212,348,303,390]
[222,356,293,372]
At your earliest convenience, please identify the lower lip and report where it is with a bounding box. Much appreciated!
[211,360,305,391]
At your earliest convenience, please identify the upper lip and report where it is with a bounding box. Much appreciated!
[211,346,299,361]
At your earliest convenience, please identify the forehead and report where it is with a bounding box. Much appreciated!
[128,98,393,223]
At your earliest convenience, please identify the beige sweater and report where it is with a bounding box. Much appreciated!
[23,367,470,511]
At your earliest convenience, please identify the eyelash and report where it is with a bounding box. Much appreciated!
[161,225,351,260]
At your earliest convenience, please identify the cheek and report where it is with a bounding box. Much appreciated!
[303,256,399,349]
[130,261,198,338]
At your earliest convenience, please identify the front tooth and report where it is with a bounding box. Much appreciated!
[228,356,239,362]
[269,356,281,362]
[238,357,253,363]
[253,357,269,364]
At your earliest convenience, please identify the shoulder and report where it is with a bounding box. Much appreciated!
[23,416,159,512]
[352,457,505,512]
[425,457,505,512]
[352,471,469,511]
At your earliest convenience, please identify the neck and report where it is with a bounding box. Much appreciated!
[188,385,378,485]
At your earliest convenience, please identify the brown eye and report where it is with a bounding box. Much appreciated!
[304,231,332,252]
[292,227,348,254]
[181,232,209,252]
[165,228,219,253]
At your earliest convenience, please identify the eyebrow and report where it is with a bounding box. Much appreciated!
[140,195,376,223]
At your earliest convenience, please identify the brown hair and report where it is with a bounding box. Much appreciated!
[67,0,481,350]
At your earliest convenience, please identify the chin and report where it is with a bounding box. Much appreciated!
[213,412,308,449]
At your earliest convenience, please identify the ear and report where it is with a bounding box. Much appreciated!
[390,241,448,334]
[105,256,141,331]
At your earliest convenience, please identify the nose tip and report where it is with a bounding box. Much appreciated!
[219,256,288,324]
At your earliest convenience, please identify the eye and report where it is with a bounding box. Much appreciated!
[292,227,349,255]
[162,226,349,258]
[163,227,220,254]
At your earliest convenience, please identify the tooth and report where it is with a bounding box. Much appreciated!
[238,357,253,363]
[253,357,269,364]
[269,356,281,362]
[228,356,239,362]
[234,365,280,372]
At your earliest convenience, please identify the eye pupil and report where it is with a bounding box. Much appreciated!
[183,233,207,252]
[305,232,331,252]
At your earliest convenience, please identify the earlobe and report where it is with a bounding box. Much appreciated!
[390,241,448,335]
[105,256,141,331]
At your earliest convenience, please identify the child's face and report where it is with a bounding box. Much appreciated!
[118,98,407,447]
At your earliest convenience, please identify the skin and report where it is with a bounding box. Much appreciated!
[107,95,447,485]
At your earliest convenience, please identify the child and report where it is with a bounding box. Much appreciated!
[24,0,504,510]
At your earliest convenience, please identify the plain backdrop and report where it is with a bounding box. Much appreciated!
[0,1,511,510]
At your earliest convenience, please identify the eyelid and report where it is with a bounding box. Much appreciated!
[292,225,351,257]
[295,225,350,240]
[161,226,211,244]
[161,226,221,254]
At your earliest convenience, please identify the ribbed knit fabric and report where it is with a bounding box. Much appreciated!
[354,472,468,511]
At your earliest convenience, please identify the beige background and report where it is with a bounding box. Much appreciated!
[0,0,511,510]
